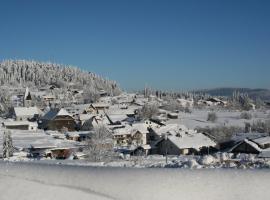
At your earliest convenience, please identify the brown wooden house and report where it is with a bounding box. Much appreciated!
[39,108,76,131]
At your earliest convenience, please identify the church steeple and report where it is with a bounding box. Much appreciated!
[24,87,32,107]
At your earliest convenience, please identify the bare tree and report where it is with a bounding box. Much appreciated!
[138,103,159,120]
[240,112,252,120]
[86,125,116,162]
[3,130,13,158]
[251,120,270,133]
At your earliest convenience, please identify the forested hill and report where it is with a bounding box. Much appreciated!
[193,88,270,101]
[0,60,121,95]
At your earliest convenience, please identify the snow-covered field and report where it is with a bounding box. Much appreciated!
[1,161,270,200]
[168,109,270,129]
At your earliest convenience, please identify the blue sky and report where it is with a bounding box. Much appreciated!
[0,0,269,91]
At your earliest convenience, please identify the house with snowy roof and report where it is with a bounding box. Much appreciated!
[113,123,149,147]
[230,136,270,157]
[39,108,76,131]
[13,106,43,121]
[149,124,188,141]
[42,94,56,103]
[80,115,100,131]
[64,104,91,117]
[219,132,269,150]
[7,129,81,159]
[91,103,110,111]
[65,131,93,142]
[150,125,216,155]
[3,121,38,131]
[206,97,227,106]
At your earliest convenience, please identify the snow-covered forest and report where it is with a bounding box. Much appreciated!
[0,60,121,95]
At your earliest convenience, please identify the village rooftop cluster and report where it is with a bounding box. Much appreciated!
[0,83,270,169]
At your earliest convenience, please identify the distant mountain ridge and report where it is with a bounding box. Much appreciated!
[193,88,270,101]
[0,60,121,95]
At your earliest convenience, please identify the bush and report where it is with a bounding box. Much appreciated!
[138,103,159,120]
[184,107,192,113]
[163,100,183,112]
[251,120,270,133]
[207,112,217,122]
[196,126,243,143]
[240,112,252,120]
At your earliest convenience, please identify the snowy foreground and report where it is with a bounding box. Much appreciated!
[0,161,270,200]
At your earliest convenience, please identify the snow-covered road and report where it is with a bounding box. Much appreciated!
[0,161,269,200]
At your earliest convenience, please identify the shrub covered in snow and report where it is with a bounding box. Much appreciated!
[198,155,216,166]
[207,112,217,122]
[240,112,252,120]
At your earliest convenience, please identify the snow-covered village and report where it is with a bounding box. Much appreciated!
[0,60,270,170]
[1,1,270,200]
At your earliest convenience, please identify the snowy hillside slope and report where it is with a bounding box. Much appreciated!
[0,60,121,95]
[0,161,270,200]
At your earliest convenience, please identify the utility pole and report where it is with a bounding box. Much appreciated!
[165,133,168,164]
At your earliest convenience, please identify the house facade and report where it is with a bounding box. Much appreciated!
[40,108,76,131]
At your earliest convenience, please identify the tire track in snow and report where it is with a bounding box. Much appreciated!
[0,173,118,200]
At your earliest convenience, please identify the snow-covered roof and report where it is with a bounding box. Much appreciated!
[43,94,55,99]
[252,136,270,146]
[231,132,269,143]
[1,129,80,150]
[107,105,136,115]
[168,112,178,116]
[14,106,42,117]
[42,108,72,120]
[65,104,91,115]
[113,123,149,136]
[91,103,110,108]
[152,124,188,136]
[66,131,93,137]
[79,114,95,122]
[58,108,72,116]
[3,121,38,127]
[167,132,216,150]
[131,123,149,134]
[258,149,270,158]
[107,114,128,123]
[230,139,262,153]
